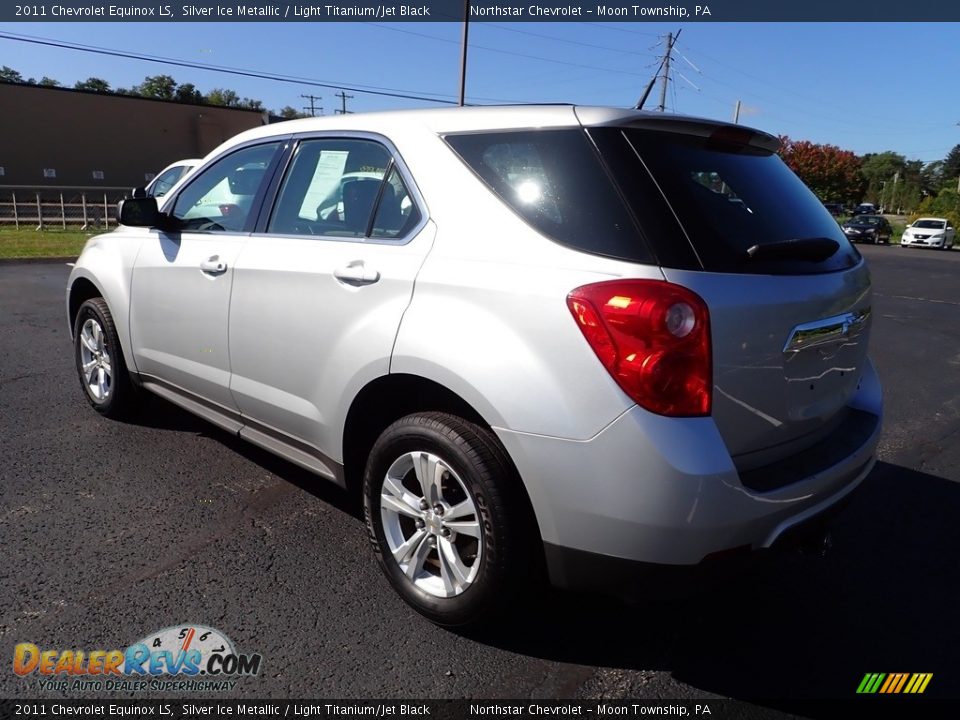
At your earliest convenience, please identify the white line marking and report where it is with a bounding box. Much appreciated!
[875,293,960,307]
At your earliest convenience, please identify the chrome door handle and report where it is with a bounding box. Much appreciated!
[200,257,227,275]
[334,262,380,286]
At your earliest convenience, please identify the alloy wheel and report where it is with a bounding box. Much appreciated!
[79,318,113,402]
[379,451,482,598]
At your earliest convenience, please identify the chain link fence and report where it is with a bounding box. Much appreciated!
[0,186,131,230]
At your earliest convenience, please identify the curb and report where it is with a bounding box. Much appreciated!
[0,256,78,265]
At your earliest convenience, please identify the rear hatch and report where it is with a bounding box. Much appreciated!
[584,118,871,468]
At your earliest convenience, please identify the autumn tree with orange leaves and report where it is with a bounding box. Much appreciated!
[777,136,865,204]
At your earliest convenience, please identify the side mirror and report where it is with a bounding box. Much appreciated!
[131,186,147,199]
[117,197,160,227]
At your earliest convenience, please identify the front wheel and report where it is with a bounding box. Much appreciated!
[73,298,137,418]
[363,412,531,627]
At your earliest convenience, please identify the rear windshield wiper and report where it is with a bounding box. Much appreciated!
[746,237,839,262]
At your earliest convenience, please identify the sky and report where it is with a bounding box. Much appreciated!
[3,21,959,164]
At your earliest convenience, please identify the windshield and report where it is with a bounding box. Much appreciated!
[914,219,946,229]
[854,216,881,225]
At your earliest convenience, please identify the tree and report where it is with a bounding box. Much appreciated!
[174,82,203,103]
[133,74,177,100]
[942,144,960,187]
[206,88,240,107]
[884,159,925,215]
[278,106,308,119]
[37,76,60,87]
[859,151,906,205]
[913,187,960,230]
[0,66,24,83]
[75,77,112,93]
[238,97,264,111]
[777,137,864,203]
[921,160,945,193]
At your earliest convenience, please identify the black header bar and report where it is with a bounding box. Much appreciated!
[4,1,958,23]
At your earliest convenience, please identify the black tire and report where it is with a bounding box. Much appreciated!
[73,297,137,419]
[363,412,533,627]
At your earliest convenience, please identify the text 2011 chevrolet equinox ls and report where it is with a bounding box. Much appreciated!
[67,106,882,626]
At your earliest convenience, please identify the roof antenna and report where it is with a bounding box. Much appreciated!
[636,29,681,110]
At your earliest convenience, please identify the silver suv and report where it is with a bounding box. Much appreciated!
[67,106,882,626]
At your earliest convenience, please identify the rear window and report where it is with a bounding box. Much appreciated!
[607,128,860,274]
[444,130,653,264]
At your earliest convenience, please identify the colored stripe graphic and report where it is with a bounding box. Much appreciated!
[857,673,932,694]
[892,673,910,693]
[857,673,886,693]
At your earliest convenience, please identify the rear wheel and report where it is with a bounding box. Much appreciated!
[73,298,137,418]
[363,412,531,627]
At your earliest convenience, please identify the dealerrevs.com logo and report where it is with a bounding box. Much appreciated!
[13,624,262,692]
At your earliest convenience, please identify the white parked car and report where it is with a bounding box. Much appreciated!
[67,106,882,626]
[901,217,955,249]
[144,158,201,198]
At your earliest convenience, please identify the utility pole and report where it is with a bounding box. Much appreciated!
[636,29,681,111]
[657,31,675,112]
[733,99,742,124]
[335,91,354,115]
[458,0,471,106]
[300,94,322,117]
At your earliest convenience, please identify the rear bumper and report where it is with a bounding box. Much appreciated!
[495,358,882,587]
[543,480,860,596]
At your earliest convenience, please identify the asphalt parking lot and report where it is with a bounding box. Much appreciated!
[2,243,959,711]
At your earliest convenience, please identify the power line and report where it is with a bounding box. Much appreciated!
[675,40,948,133]
[575,22,661,37]
[367,23,652,78]
[0,31,467,105]
[481,23,658,58]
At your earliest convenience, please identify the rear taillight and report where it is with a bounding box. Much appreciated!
[566,280,712,417]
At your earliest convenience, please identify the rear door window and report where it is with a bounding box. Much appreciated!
[445,130,653,264]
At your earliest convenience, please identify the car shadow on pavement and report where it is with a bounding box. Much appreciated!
[472,460,960,708]
[116,399,959,706]
[123,392,364,517]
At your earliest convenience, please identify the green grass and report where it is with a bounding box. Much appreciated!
[0,227,95,259]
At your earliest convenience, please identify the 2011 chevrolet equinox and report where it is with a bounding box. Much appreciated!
[67,106,882,626]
